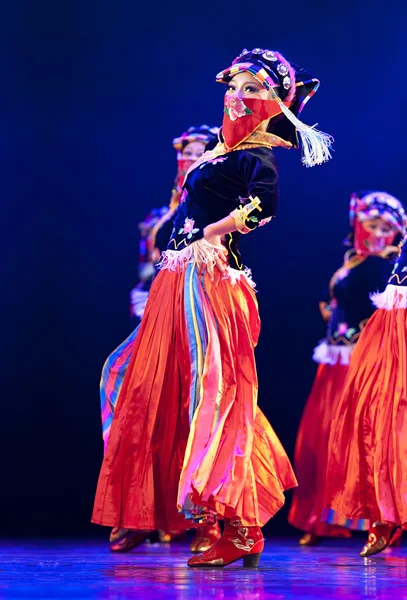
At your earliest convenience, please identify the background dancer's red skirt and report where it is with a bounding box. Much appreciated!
[92,263,297,531]
[288,354,352,537]
[324,303,407,527]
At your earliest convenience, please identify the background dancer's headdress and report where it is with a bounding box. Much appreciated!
[172,125,219,157]
[345,190,406,255]
[349,191,406,234]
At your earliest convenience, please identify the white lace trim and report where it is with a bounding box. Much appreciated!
[224,266,256,289]
[312,340,355,365]
[158,238,225,272]
[158,239,256,288]
[371,284,407,310]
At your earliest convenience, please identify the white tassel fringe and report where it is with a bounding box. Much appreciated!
[275,96,334,167]
[223,266,256,289]
[371,284,407,310]
[158,239,256,288]
[158,238,226,272]
[312,340,355,365]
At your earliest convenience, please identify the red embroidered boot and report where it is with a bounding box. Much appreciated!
[109,528,151,552]
[360,521,401,557]
[190,521,222,553]
[188,519,264,568]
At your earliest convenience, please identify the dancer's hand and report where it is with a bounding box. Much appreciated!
[319,301,332,323]
[379,245,400,259]
[203,225,228,278]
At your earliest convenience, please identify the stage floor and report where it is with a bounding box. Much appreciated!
[1,538,407,599]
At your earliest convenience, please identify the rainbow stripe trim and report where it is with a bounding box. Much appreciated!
[184,264,209,422]
[216,62,276,91]
[357,208,405,233]
[296,78,320,113]
[100,326,140,450]
[217,62,319,112]
[322,507,370,531]
[180,263,223,521]
[173,133,215,151]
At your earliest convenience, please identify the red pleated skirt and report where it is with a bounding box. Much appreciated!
[324,306,407,526]
[288,359,351,537]
[92,264,297,530]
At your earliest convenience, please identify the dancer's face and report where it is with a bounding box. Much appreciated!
[361,217,394,237]
[176,140,207,190]
[225,73,277,133]
[225,72,271,100]
[354,216,398,255]
[181,141,206,162]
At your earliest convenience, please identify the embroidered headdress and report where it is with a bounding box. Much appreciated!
[346,190,406,255]
[216,48,332,167]
[172,125,219,156]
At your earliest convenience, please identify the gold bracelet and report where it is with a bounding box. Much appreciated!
[230,207,251,234]
[230,196,263,234]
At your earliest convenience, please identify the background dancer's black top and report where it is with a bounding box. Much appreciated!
[324,256,394,346]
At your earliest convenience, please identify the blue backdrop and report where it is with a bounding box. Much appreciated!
[2,0,406,536]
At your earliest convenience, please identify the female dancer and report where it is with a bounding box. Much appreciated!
[104,126,220,552]
[288,191,406,546]
[324,194,407,557]
[93,47,332,568]
[130,126,218,321]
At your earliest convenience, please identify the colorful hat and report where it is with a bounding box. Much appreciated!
[216,48,332,167]
[349,191,406,235]
[172,125,219,152]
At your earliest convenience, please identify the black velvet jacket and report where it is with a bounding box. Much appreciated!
[326,255,393,346]
[166,145,279,270]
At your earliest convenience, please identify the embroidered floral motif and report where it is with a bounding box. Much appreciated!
[230,537,255,552]
[392,262,399,274]
[224,96,253,121]
[334,323,357,341]
[210,156,227,165]
[180,188,188,204]
[337,323,348,335]
[178,217,200,239]
[199,156,228,169]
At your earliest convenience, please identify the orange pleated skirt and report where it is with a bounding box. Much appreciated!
[288,359,351,537]
[324,307,407,527]
[92,263,297,530]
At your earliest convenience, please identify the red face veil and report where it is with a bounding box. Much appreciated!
[353,218,397,255]
[221,96,285,149]
[175,158,195,190]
